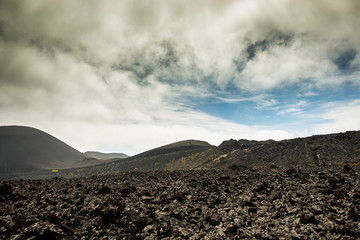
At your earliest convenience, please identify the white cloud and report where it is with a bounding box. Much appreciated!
[276,108,301,115]
[217,94,278,109]
[0,107,295,155]
[2,0,359,90]
[273,100,308,115]
[237,38,342,90]
[315,99,360,133]
[296,92,319,97]
[0,0,360,154]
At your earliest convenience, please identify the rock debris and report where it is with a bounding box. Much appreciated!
[1,167,359,239]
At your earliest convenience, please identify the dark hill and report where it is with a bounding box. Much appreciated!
[184,131,360,169]
[95,140,215,172]
[134,140,212,158]
[2,130,360,180]
[0,126,84,173]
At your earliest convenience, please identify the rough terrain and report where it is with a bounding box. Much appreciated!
[181,131,360,170]
[1,166,359,239]
[2,129,360,181]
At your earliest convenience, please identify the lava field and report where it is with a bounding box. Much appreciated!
[1,167,359,239]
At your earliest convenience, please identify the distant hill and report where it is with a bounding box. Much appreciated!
[84,151,128,160]
[0,126,84,173]
[2,129,360,180]
[97,140,215,172]
[0,139,215,179]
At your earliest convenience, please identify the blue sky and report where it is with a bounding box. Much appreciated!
[197,82,360,125]
[0,0,360,155]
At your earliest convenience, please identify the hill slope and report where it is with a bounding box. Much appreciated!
[182,131,360,169]
[87,140,215,173]
[0,126,84,173]
[2,129,360,180]
[84,151,128,160]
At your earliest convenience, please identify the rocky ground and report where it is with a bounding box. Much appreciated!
[187,131,360,170]
[1,166,359,239]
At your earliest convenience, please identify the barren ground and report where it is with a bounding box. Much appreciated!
[1,167,359,239]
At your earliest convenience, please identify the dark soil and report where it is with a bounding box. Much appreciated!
[1,167,359,239]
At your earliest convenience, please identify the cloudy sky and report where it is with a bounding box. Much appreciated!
[1,0,360,155]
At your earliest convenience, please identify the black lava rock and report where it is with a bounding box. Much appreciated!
[1,167,359,239]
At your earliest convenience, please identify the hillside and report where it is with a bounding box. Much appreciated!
[99,140,215,172]
[80,131,360,176]
[180,131,360,170]
[2,129,360,180]
[84,151,128,160]
[0,139,215,180]
[0,126,85,173]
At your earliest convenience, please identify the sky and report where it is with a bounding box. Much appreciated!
[1,0,360,155]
